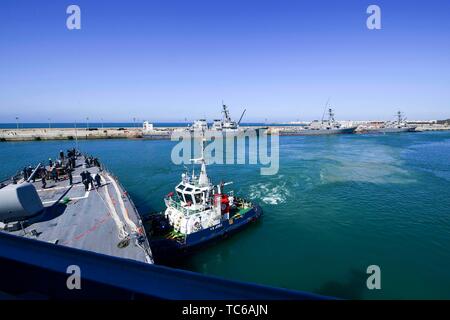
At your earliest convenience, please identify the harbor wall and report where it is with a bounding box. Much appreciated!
[1,124,449,142]
[0,127,169,142]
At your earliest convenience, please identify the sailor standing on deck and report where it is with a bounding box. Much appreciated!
[27,166,33,179]
[68,169,73,185]
[41,167,47,189]
[80,171,88,191]
[30,165,36,183]
[51,167,58,182]
[94,173,102,189]
[82,170,94,190]
[87,171,95,190]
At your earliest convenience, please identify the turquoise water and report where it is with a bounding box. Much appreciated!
[1,132,450,299]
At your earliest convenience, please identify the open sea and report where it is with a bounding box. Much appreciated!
[1,131,450,299]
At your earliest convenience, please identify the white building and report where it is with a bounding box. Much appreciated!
[143,121,154,132]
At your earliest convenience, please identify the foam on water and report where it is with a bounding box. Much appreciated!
[285,138,416,185]
[248,181,291,205]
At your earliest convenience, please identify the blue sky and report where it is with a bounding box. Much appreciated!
[0,0,449,122]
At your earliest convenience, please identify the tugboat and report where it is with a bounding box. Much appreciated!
[146,139,262,262]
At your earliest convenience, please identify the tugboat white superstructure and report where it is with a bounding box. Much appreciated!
[147,139,262,261]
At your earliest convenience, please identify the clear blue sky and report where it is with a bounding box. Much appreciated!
[0,0,449,122]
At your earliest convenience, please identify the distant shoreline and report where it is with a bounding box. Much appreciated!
[1,124,449,142]
[0,122,275,130]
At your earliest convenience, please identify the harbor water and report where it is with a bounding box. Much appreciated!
[1,131,449,299]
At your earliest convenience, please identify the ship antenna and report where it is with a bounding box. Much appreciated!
[222,102,231,122]
[396,110,402,124]
[328,107,335,124]
[321,97,331,124]
[238,108,247,125]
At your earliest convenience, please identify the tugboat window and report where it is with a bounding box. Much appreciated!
[184,193,193,204]
[194,193,202,204]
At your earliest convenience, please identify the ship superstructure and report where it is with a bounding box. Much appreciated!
[211,104,246,132]
[187,104,247,135]
[379,111,417,132]
[360,111,417,133]
[189,119,208,133]
[284,106,357,136]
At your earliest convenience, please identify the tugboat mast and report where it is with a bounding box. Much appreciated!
[190,138,209,187]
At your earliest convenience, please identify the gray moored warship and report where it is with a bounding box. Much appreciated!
[284,107,357,136]
[363,111,417,134]
[187,104,252,136]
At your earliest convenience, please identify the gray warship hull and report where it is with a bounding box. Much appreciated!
[282,126,357,136]
[363,127,416,134]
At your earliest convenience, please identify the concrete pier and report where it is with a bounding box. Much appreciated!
[1,124,449,142]
[0,127,172,142]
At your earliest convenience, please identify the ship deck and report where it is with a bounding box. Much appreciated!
[1,155,153,264]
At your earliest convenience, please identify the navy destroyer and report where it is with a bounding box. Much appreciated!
[283,107,357,136]
[210,104,246,134]
[0,150,153,263]
[146,138,262,262]
[361,111,417,134]
[187,104,248,135]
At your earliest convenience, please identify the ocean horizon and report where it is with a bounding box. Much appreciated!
[0,122,301,129]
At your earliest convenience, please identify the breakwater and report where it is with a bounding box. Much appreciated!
[1,124,449,142]
[0,127,167,141]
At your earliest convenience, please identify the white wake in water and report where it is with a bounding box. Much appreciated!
[248,181,291,205]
